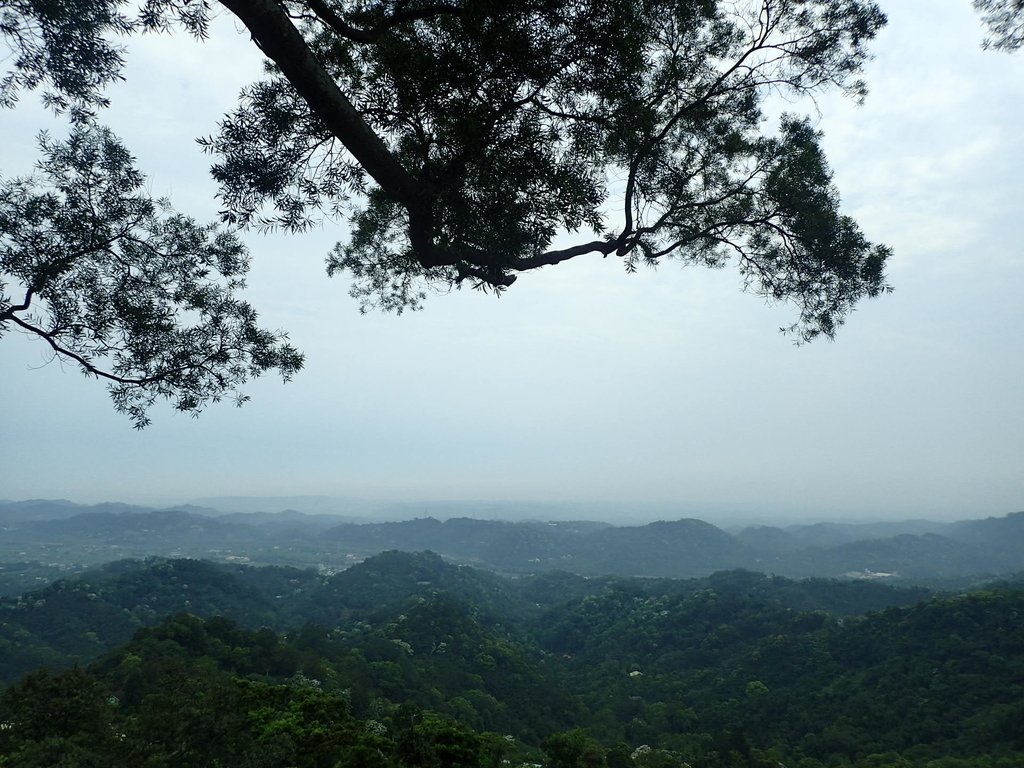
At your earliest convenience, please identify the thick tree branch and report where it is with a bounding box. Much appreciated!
[306,0,462,43]
[217,0,422,209]
[446,238,621,286]
[515,239,618,271]
[218,0,452,266]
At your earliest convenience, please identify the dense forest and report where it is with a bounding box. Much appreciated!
[2,551,1023,767]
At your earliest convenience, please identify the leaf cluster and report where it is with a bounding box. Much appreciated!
[0,126,302,426]
[975,0,1024,51]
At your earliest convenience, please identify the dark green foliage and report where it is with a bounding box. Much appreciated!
[0,551,934,686]
[309,550,521,621]
[537,585,1024,763]
[0,666,111,743]
[0,561,74,597]
[3,614,515,767]
[543,728,607,768]
[0,557,322,682]
[2,556,1024,767]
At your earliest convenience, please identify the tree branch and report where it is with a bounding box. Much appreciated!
[306,0,462,43]
[6,313,164,386]
[514,239,618,271]
[217,0,422,209]
[0,288,34,321]
[443,238,620,287]
[217,0,454,267]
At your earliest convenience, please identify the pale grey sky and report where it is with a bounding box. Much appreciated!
[1,1,1022,521]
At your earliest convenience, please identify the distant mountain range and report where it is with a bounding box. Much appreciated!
[1,499,1022,588]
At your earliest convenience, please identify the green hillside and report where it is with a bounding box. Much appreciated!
[1,553,1022,766]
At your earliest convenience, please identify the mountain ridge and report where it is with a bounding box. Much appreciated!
[1,499,1022,585]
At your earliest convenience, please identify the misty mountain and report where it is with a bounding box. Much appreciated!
[186,495,378,520]
[213,510,357,531]
[2,499,1022,584]
[0,499,150,522]
[777,533,983,579]
[946,510,1024,546]
[571,518,750,577]
[0,499,226,526]
[2,509,265,549]
[782,519,952,548]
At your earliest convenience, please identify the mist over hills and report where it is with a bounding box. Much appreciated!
[185,496,709,524]
[1,499,1021,591]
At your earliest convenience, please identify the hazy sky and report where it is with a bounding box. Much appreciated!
[1,1,1022,521]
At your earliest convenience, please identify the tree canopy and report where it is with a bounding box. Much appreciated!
[2,556,1024,766]
[975,0,1024,50]
[1,0,893,424]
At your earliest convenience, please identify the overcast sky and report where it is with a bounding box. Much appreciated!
[1,0,1021,522]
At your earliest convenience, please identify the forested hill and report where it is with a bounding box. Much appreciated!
[3,499,1023,589]
[0,553,931,684]
[1,552,1022,767]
